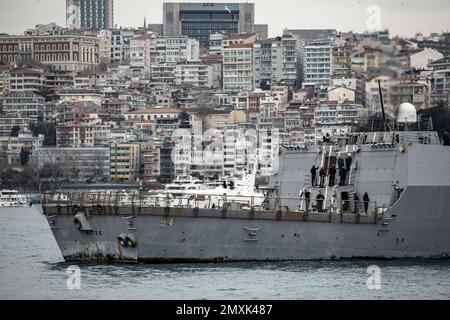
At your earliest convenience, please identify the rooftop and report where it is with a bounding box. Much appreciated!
[127,107,180,114]
[224,33,256,40]
[224,43,253,49]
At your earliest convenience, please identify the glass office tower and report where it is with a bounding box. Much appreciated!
[163,2,255,47]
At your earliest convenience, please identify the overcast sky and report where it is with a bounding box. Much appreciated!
[0,0,449,37]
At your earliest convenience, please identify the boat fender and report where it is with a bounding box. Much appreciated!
[118,233,128,247]
[126,234,137,248]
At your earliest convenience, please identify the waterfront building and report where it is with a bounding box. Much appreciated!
[32,147,111,183]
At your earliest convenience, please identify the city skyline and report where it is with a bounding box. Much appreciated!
[0,0,449,37]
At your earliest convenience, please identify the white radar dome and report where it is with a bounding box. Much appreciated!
[397,103,417,124]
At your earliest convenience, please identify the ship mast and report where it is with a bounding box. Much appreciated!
[377,79,390,132]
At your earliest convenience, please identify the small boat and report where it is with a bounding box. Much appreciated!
[0,190,28,207]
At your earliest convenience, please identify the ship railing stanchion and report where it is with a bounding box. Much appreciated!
[250,196,255,219]
[114,191,119,215]
[222,194,227,218]
[107,191,111,215]
[131,191,135,216]
[165,193,170,208]
[42,192,47,216]
[80,192,84,209]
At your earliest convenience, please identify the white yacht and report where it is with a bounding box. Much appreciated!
[0,190,28,207]
[161,170,265,209]
[162,175,207,195]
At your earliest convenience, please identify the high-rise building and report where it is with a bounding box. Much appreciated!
[253,33,304,90]
[163,2,255,46]
[304,38,333,87]
[223,43,254,92]
[66,0,114,30]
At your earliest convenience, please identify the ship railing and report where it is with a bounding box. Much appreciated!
[41,191,385,224]
[43,191,381,215]
[293,197,380,215]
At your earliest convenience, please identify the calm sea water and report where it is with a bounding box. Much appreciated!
[0,207,449,300]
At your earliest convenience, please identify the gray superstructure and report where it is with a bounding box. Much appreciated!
[40,130,450,262]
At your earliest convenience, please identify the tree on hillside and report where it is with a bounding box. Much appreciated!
[20,148,30,166]
[10,126,20,137]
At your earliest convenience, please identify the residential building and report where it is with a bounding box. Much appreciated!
[281,32,304,89]
[159,140,175,182]
[0,116,33,137]
[304,38,333,87]
[174,61,213,87]
[102,99,131,123]
[125,108,180,122]
[151,63,176,83]
[142,137,164,181]
[389,78,431,111]
[223,43,254,92]
[428,57,450,93]
[99,28,136,64]
[0,65,11,94]
[66,0,114,29]
[331,45,352,77]
[314,102,364,140]
[110,143,140,182]
[130,33,156,78]
[209,33,225,55]
[163,2,255,46]
[253,38,283,89]
[56,121,111,147]
[201,54,223,88]
[58,88,103,105]
[46,69,75,91]
[331,77,366,106]
[2,92,45,121]
[9,67,45,94]
[155,36,200,64]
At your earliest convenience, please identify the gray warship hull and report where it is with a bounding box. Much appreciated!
[41,135,450,262]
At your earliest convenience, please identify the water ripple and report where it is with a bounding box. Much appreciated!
[1,208,450,300]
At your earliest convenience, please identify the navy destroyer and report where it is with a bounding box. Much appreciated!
[37,103,450,262]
